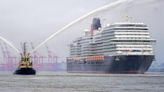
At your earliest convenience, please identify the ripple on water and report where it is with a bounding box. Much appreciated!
[0,72,163,92]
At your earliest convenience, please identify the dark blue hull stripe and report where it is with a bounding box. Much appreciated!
[67,55,154,74]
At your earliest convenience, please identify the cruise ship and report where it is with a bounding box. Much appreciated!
[67,18,156,74]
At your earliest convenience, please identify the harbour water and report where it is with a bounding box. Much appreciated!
[0,72,163,92]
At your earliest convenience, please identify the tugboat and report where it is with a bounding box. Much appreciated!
[14,42,36,75]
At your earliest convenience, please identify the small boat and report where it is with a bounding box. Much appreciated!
[14,42,36,75]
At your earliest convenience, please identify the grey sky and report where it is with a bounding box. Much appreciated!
[0,0,110,49]
[0,0,163,65]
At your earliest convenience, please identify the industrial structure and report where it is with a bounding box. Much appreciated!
[0,42,65,72]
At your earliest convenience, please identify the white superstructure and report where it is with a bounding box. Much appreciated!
[70,22,156,57]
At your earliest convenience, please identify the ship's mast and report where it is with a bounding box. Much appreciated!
[22,42,29,57]
[23,43,25,56]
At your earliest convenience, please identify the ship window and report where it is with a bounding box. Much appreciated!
[112,24,147,27]
[21,64,24,66]
[112,40,152,42]
[111,28,148,30]
[21,58,24,61]
[132,50,141,52]
[91,62,96,64]
[96,62,102,64]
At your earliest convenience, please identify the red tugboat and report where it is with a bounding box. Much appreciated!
[14,42,36,75]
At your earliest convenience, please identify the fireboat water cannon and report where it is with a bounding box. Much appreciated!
[14,42,36,75]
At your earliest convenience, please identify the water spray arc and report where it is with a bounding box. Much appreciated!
[0,36,20,53]
[32,0,133,53]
